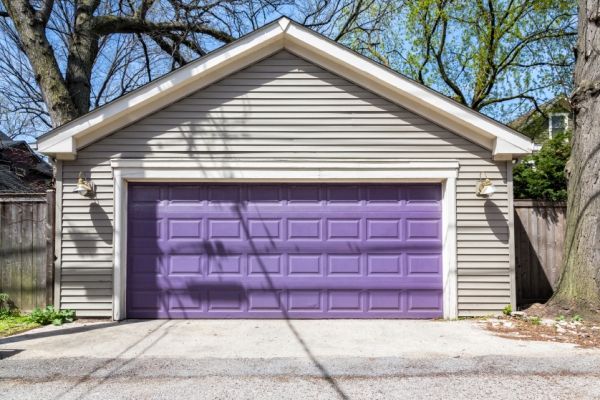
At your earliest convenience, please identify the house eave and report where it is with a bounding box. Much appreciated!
[38,17,532,160]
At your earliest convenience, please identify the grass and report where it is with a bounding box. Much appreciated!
[0,315,40,337]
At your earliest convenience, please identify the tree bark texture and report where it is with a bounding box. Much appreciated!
[2,0,80,126]
[552,0,600,309]
[65,0,100,116]
[0,0,244,127]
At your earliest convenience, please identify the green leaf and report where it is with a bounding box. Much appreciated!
[26,307,76,326]
[514,131,570,201]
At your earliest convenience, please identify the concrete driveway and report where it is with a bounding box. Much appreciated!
[1,319,600,399]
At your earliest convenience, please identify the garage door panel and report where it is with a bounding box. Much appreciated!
[407,290,443,312]
[128,243,441,255]
[128,275,442,291]
[127,183,442,318]
[126,289,444,318]
[247,290,282,311]
[128,253,442,279]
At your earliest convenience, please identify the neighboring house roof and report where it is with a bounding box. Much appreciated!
[37,17,533,160]
[1,136,52,173]
[0,132,53,193]
[0,168,36,193]
[509,96,573,149]
[509,96,572,132]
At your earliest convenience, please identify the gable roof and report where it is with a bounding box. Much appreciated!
[509,95,572,131]
[37,17,532,160]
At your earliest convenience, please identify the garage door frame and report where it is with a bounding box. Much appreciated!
[110,159,459,320]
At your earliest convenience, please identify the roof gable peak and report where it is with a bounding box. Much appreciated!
[38,17,531,160]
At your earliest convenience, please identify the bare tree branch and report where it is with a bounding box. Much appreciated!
[36,0,54,24]
[0,0,435,133]
[432,7,468,105]
[334,0,365,41]
[92,16,236,43]
[150,35,188,66]
[136,33,153,82]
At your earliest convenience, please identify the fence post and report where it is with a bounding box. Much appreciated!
[46,189,55,307]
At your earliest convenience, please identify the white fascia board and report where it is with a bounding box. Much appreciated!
[493,138,529,160]
[38,22,286,156]
[284,23,533,158]
[48,137,75,154]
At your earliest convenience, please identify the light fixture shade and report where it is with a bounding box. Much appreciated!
[477,177,495,197]
[72,185,89,195]
[480,182,496,195]
[73,173,93,196]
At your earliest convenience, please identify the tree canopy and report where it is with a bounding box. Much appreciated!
[356,0,577,120]
[0,0,577,139]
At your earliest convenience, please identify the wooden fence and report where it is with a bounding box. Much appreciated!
[514,200,567,306]
[0,191,55,311]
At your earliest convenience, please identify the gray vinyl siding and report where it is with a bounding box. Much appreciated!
[59,51,512,317]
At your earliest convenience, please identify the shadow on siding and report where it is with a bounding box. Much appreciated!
[484,199,509,244]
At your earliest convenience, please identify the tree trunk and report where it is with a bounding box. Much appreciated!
[65,0,100,115]
[1,0,80,127]
[551,0,600,310]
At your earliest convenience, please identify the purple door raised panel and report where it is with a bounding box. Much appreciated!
[126,183,443,318]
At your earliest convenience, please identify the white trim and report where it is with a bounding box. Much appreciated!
[111,158,459,320]
[442,177,458,319]
[38,17,532,160]
[278,17,291,31]
[112,170,128,321]
[110,159,459,169]
[109,159,459,180]
[507,161,516,310]
[548,112,569,138]
[53,160,63,309]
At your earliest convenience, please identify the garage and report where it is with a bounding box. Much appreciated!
[126,183,443,318]
[38,17,532,319]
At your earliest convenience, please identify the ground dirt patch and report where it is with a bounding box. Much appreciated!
[523,303,600,324]
[484,308,600,348]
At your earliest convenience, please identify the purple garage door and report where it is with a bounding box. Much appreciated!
[127,183,443,318]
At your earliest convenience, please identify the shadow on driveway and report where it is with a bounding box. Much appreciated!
[0,320,143,346]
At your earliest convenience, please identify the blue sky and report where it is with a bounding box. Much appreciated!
[0,2,575,142]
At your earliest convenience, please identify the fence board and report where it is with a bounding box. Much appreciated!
[514,200,566,306]
[0,192,55,311]
[21,202,33,309]
[34,203,45,307]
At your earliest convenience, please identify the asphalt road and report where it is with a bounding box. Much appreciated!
[1,320,599,399]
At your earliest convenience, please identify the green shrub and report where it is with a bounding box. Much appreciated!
[513,131,571,201]
[529,316,541,325]
[28,306,76,326]
[502,304,512,316]
[0,293,19,318]
[572,315,583,323]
